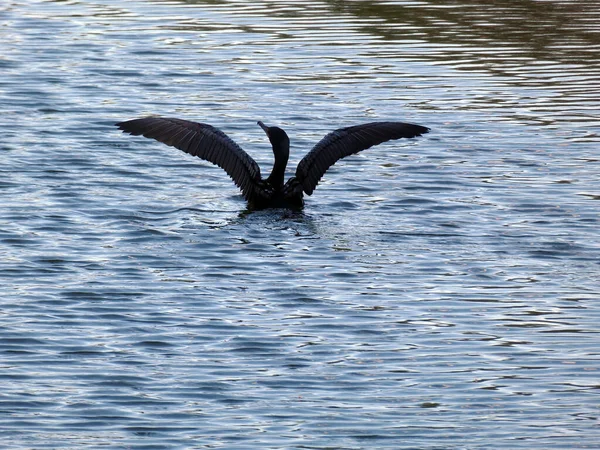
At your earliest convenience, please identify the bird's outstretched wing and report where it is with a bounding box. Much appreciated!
[294,122,430,195]
[116,117,266,202]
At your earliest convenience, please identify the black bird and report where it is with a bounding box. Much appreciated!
[116,117,429,209]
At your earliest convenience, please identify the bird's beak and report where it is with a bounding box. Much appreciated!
[257,121,269,135]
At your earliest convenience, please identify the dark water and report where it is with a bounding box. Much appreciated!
[1,1,599,448]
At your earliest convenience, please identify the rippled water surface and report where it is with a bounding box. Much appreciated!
[1,1,600,448]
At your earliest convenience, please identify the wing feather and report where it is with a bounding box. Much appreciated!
[116,117,264,202]
[295,121,429,195]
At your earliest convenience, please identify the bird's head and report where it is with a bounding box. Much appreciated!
[257,121,290,153]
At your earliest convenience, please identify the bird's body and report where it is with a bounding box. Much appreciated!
[116,117,429,209]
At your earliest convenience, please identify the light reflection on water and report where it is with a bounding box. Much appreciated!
[1,0,599,448]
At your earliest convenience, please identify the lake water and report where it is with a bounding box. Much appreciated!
[1,0,599,448]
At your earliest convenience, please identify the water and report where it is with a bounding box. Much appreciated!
[1,0,599,448]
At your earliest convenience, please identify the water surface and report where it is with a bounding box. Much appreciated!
[1,0,599,448]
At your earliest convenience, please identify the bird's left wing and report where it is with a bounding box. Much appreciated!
[116,117,266,202]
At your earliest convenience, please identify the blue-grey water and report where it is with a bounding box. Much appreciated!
[1,1,599,448]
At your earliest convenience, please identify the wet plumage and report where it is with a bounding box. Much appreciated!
[116,117,429,209]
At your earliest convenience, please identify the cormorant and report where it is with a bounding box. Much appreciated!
[116,117,429,209]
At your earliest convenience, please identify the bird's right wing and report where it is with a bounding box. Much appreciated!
[295,122,430,195]
[116,117,268,202]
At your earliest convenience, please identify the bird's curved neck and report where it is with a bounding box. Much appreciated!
[266,142,289,188]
